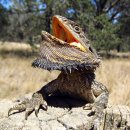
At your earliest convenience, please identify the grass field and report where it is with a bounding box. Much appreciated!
[0,42,130,107]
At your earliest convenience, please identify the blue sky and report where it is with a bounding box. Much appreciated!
[0,0,12,9]
[0,0,47,11]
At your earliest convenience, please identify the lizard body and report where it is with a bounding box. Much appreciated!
[8,15,109,125]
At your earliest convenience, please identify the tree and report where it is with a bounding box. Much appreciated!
[0,3,10,39]
[0,0,129,53]
[66,0,121,52]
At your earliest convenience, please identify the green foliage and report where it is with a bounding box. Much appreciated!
[88,14,120,52]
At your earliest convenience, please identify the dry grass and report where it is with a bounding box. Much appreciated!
[0,42,130,107]
[0,56,60,99]
[96,59,130,106]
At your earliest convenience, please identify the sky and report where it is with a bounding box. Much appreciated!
[0,0,12,9]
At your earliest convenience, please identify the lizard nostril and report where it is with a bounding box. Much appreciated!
[65,39,67,42]
[58,24,61,28]
[89,46,93,53]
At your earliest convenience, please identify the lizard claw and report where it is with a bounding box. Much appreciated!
[8,93,47,120]
[41,101,48,111]
[83,103,102,117]
[83,103,93,110]
[83,103,97,116]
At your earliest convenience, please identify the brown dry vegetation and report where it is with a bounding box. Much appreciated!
[0,42,130,107]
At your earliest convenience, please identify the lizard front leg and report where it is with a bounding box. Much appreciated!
[91,81,109,112]
[8,78,60,120]
[83,81,109,111]
[84,81,109,129]
[8,93,47,120]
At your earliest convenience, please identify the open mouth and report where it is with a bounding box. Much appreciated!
[52,16,78,43]
[52,16,86,52]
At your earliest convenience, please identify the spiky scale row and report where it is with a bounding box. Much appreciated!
[32,58,100,73]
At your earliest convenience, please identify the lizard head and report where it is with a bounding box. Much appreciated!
[52,15,97,56]
[32,15,100,71]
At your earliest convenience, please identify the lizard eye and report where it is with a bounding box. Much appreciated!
[74,26,80,33]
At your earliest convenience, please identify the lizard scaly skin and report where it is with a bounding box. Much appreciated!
[8,16,109,129]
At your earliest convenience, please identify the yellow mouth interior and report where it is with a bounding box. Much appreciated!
[52,16,86,52]
[52,16,78,43]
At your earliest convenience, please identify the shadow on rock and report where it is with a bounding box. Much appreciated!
[46,95,87,109]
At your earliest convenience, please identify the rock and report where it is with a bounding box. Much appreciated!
[0,95,130,130]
